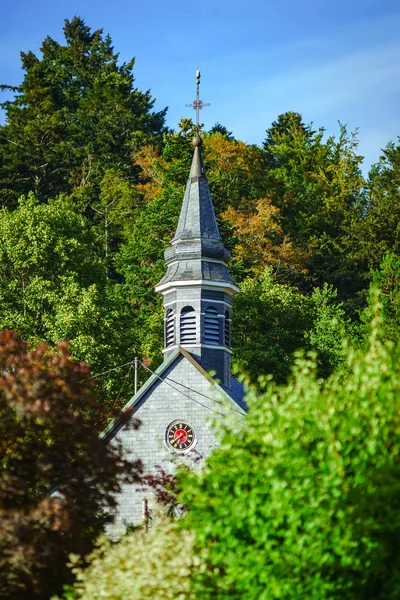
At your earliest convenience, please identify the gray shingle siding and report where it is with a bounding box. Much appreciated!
[107,352,246,536]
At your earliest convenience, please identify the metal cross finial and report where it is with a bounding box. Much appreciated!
[185,67,210,132]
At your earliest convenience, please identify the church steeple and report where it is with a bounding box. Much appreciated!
[155,71,238,388]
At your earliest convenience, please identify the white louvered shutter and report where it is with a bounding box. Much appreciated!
[224,310,230,347]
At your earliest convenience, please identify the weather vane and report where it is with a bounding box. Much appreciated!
[186,68,210,132]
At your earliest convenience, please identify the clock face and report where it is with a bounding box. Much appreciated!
[166,421,196,453]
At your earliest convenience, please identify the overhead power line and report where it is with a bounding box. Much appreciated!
[80,355,245,420]
[139,362,244,419]
[83,360,135,381]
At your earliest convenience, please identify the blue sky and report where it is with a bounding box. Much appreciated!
[1,0,400,171]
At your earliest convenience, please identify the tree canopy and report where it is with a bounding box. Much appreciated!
[0,331,141,600]
[0,17,166,207]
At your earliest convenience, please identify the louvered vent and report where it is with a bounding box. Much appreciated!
[180,306,196,344]
[165,309,175,348]
[224,310,231,347]
[204,307,220,345]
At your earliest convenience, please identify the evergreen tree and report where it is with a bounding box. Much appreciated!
[209,122,234,140]
[0,17,166,207]
[356,140,400,272]
[263,112,367,308]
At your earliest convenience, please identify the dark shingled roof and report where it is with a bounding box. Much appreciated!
[157,138,238,290]
[172,170,222,243]
[157,259,236,287]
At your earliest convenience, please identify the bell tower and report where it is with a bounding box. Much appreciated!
[155,71,238,387]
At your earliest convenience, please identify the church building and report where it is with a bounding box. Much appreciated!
[102,125,246,535]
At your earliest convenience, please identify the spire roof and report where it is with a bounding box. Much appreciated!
[172,137,222,244]
[156,135,238,292]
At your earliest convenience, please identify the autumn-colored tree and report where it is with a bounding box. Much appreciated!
[204,132,268,213]
[222,198,305,280]
[0,331,142,600]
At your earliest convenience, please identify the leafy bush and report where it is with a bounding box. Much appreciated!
[181,306,400,599]
[58,516,196,600]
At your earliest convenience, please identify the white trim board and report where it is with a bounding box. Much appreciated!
[163,298,233,309]
[163,344,233,355]
[155,280,239,295]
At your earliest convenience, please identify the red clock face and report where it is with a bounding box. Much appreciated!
[166,421,196,452]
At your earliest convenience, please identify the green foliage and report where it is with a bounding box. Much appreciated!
[114,121,197,368]
[232,268,312,382]
[358,253,400,347]
[0,193,136,405]
[356,140,400,273]
[233,268,348,382]
[0,331,141,600]
[180,313,400,599]
[306,284,349,378]
[263,112,367,307]
[0,17,166,207]
[114,181,182,368]
[372,253,400,335]
[57,516,195,600]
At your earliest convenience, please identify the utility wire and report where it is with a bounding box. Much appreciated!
[139,362,227,417]
[80,355,245,419]
[111,362,134,411]
[140,362,244,419]
[159,372,245,416]
[83,360,135,382]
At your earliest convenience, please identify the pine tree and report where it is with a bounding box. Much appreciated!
[0,17,166,207]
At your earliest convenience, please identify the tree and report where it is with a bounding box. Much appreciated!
[0,17,166,207]
[209,122,234,140]
[263,112,367,307]
[181,312,400,599]
[232,268,312,382]
[353,140,400,275]
[0,193,136,406]
[222,197,305,281]
[358,253,400,347]
[0,331,142,600]
[232,268,348,383]
[305,284,349,379]
[57,516,195,600]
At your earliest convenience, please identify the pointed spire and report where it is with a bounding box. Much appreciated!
[155,69,239,387]
[172,136,221,244]
[189,136,205,178]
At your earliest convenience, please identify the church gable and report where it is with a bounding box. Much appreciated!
[104,348,245,532]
